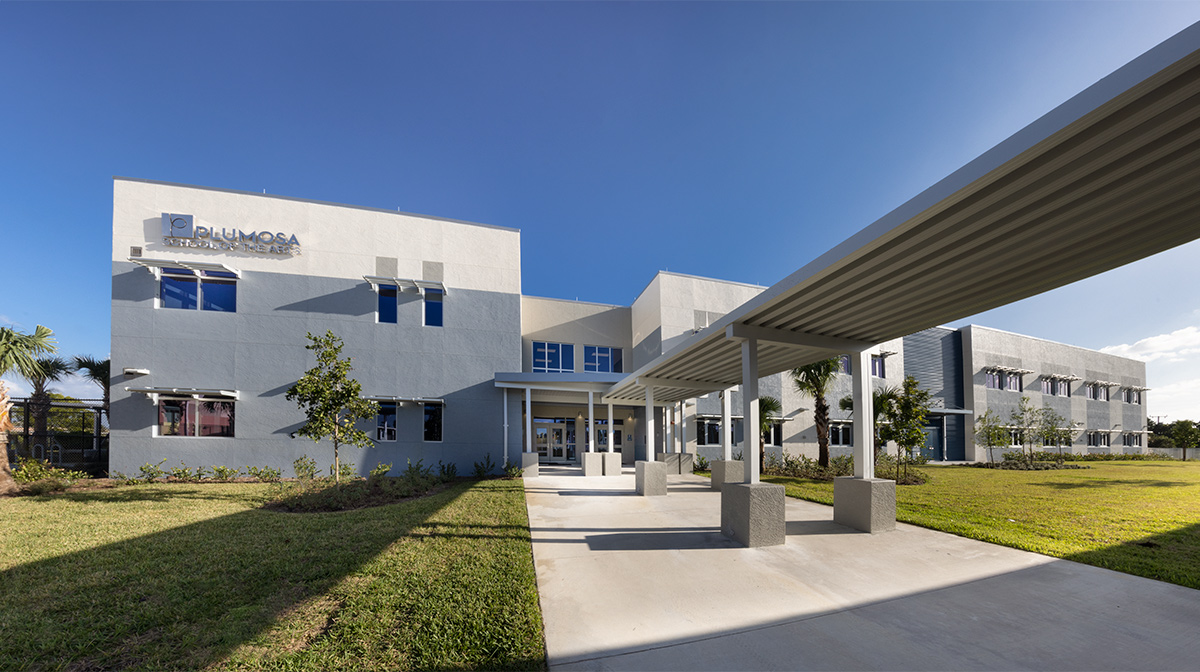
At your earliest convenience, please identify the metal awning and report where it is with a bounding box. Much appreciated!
[985,365,1036,375]
[1090,379,1122,386]
[363,275,448,295]
[130,258,241,277]
[606,23,1200,404]
[126,387,240,403]
[1043,373,1084,382]
[364,395,445,404]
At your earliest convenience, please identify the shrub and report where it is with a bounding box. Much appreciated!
[294,455,318,481]
[503,463,524,479]
[12,457,89,484]
[330,462,356,480]
[211,465,241,481]
[972,461,1089,471]
[999,450,1172,463]
[246,465,282,483]
[139,459,167,483]
[168,462,198,482]
[874,453,928,485]
[369,462,393,480]
[108,471,140,486]
[695,455,710,471]
[761,453,854,481]
[403,459,436,491]
[473,453,496,478]
[438,461,458,481]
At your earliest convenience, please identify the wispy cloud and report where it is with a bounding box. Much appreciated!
[1100,326,1200,363]
[1,378,31,397]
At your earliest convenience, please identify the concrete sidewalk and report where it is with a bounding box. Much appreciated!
[524,466,1200,671]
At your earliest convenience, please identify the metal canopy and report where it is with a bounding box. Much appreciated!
[607,23,1200,404]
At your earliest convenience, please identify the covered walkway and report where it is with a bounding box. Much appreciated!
[526,468,1200,671]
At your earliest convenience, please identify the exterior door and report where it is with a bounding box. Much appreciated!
[921,423,943,461]
[550,425,566,461]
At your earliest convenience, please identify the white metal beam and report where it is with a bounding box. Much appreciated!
[725,323,873,352]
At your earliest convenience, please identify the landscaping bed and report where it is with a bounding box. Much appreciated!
[0,479,546,671]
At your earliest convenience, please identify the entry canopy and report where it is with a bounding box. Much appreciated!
[606,22,1200,405]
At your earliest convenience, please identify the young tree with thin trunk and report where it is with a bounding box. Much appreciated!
[791,358,841,468]
[839,385,900,453]
[974,409,1009,463]
[1009,396,1039,463]
[286,331,378,484]
[880,376,930,481]
[1036,407,1079,458]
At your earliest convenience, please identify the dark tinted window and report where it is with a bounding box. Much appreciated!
[423,403,443,442]
[162,276,198,310]
[201,280,237,312]
[424,289,443,327]
[378,286,397,324]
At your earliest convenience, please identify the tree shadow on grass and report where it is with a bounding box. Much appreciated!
[0,482,472,670]
[1064,521,1200,591]
[1031,479,1197,490]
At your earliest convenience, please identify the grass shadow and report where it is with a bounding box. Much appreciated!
[1032,479,1197,490]
[0,480,541,670]
[1064,522,1200,590]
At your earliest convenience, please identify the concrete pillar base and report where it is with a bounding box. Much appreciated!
[582,452,603,477]
[521,452,540,478]
[679,453,694,474]
[833,476,896,533]
[655,452,681,474]
[602,452,622,476]
[720,482,786,547]
[710,460,745,491]
[636,460,668,496]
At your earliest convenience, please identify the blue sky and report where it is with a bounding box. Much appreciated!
[3,1,1200,419]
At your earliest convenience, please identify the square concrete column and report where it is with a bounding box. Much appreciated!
[656,452,681,474]
[721,387,733,460]
[721,482,786,547]
[851,350,875,478]
[833,476,896,533]
[645,387,655,462]
[679,401,687,454]
[587,390,594,453]
[710,459,744,491]
[524,387,533,455]
[582,452,603,476]
[602,452,622,476]
[521,451,539,478]
[606,403,614,453]
[636,460,667,496]
[741,338,760,484]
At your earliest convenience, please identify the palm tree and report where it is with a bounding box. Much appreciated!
[758,394,782,468]
[0,325,56,490]
[791,358,842,467]
[839,385,900,453]
[73,356,110,422]
[27,356,72,454]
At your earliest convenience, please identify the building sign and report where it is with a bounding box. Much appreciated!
[161,213,301,256]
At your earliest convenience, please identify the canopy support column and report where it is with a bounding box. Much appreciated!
[587,390,594,453]
[741,338,760,484]
[851,350,875,478]
[722,388,732,461]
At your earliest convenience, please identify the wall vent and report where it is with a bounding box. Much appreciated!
[130,246,143,257]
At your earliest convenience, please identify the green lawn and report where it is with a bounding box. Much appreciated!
[761,461,1200,590]
[0,479,546,671]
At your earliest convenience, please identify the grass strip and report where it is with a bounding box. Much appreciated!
[0,479,545,671]
[757,461,1200,590]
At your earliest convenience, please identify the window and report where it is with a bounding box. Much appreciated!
[1010,430,1022,446]
[1087,431,1111,448]
[1122,388,1142,405]
[423,403,443,442]
[377,285,398,324]
[160,268,237,312]
[1041,377,1071,397]
[1005,373,1022,392]
[584,346,623,373]
[871,355,885,378]
[376,402,397,442]
[985,371,1001,389]
[157,399,235,437]
[1123,433,1142,447]
[837,354,852,375]
[765,421,783,447]
[533,342,575,373]
[1086,384,1109,401]
[696,419,722,446]
[424,288,443,327]
[830,423,852,446]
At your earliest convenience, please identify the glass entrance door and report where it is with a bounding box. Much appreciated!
[550,426,566,460]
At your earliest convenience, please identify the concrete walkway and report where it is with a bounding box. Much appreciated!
[524,466,1200,671]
